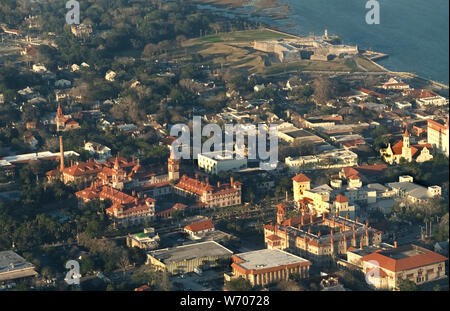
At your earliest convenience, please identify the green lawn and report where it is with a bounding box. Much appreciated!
[199,28,295,43]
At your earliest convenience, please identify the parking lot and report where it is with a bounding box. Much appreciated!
[172,270,225,291]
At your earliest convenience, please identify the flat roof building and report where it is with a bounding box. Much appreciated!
[198,151,247,175]
[0,251,38,284]
[226,249,311,287]
[146,241,233,274]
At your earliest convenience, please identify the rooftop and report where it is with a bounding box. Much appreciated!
[0,251,37,282]
[233,249,310,271]
[362,244,448,272]
[148,241,233,264]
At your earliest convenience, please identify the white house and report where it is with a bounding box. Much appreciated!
[254,84,265,92]
[105,70,117,82]
[84,141,112,160]
[32,64,47,73]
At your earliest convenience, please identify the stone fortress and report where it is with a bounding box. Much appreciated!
[253,30,359,62]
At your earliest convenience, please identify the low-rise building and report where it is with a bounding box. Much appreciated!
[146,241,233,274]
[198,151,247,175]
[286,148,358,170]
[361,244,447,290]
[226,249,311,287]
[126,228,160,250]
[404,89,447,107]
[386,176,441,204]
[0,251,38,285]
[84,142,112,160]
[184,219,215,239]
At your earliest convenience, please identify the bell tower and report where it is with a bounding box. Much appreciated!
[168,150,180,181]
[402,128,412,161]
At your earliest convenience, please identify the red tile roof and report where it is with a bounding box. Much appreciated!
[62,160,103,177]
[362,245,448,272]
[184,219,215,233]
[292,173,311,183]
[266,234,282,241]
[335,194,349,203]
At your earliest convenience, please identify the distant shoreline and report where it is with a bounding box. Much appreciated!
[194,0,291,19]
[195,2,449,91]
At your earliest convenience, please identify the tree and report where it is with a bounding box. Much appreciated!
[224,277,253,291]
[312,76,335,106]
[276,279,304,291]
[398,279,418,291]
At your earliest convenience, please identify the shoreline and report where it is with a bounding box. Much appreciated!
[195,2,449,90]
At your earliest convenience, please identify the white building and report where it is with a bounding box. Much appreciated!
[386,176,441,204]
[428,119,449,157]
[32,64,47,73]
[395,101,412,110]
[198,151,247,175]
[285,148,358,170]
[254,84,265,92]
[84,141,112,160]
[105,70,117,82]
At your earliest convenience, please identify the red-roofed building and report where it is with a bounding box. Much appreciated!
[381,78,410,90]
[75,184,156,227]
[358,88,384,99]
[403,89,447,107]
[361,244,447,290]
[184,219,215,238]
[292,173,311,204]
[381,129,433,164]
[56,104,80,132]
[174,175,242,208]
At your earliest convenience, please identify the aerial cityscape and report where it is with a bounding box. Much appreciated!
[0,0,448,297]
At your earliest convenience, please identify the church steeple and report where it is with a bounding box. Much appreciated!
[402,128,410,148]
[56,103,64,132]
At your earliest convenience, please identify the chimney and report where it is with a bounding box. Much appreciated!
[217,181,221,188]
[230,177,234,187]
[59,136,64,172]
[394,241,397,248]
[356,217,359,223]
